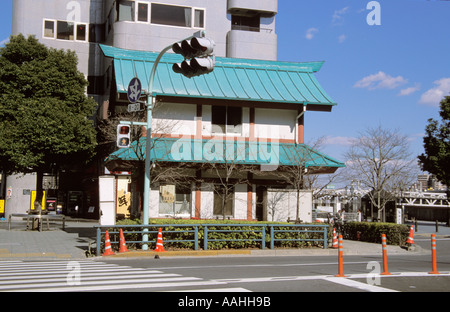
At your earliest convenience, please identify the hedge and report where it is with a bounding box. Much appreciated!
[343,221,410,245]
[108,219,410,250]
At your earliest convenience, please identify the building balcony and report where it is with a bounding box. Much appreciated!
[227,28,277,60]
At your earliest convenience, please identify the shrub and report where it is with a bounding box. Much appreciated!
[343,222,409,245]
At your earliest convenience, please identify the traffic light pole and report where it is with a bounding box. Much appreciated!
[141,32,205,250]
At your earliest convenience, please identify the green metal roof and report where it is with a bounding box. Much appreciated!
[100,44,337,108]
[105,138,345,172]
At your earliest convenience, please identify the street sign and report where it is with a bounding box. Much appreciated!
[128,103,141,113]
[127,77,142,104]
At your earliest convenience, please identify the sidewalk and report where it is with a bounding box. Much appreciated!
[0,218,445,260]
[0,218,97,260]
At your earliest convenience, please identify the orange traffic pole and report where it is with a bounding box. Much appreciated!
[429,234,440,274]
[381,234,391,275]
[335,235,346,277]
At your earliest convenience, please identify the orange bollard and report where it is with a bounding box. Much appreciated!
[118,228,129,253]
[102,230,114,256]
[154,227,166,252]
[406,225,415,245]
[331,228,338,249]
[335,235,346,277]
[381,234,391,275]
[429,234,440,274]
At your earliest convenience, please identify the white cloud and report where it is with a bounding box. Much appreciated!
[305,28,319,40]
[332,7,350,25]
[398,84,420,96]
[354,71,408,90]
[0,38,8,47]
[338,34,347,43]
[323,136,354,146]
[419,78,450,106]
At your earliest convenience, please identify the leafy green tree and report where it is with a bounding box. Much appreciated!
[418,96,450,189]
[0,34,97,210]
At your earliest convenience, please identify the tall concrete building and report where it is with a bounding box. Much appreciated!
[12,0,277,77]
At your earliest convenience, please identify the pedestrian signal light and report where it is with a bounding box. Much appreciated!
[117,124,130,148]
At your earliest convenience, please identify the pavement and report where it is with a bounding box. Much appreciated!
[0,218,448,260]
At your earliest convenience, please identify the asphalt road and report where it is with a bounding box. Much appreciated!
[101,237,450,293]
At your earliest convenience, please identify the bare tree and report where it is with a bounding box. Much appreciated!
[276,137,342,221]
[201,139,250,220]
[344,126,418,222]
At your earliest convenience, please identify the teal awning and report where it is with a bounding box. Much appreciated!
[100,44,337,109]
[105,138,345,173]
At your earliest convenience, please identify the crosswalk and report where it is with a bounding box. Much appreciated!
[0,260,248,292]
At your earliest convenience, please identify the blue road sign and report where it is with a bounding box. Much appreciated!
[127,77,142,104]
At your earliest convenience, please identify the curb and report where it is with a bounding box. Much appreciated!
[101,249,252,258]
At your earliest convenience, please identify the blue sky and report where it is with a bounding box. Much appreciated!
[1,0,449,167]
[277,0,450,164]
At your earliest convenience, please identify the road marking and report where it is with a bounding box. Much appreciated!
[166,287,252,292]
[150,261,369,271]
[0,260,228,292]
[213,272,450,292]
[323,277,398,292]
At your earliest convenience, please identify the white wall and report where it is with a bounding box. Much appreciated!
[255,108,296,140]
[153,102,196,136]
[266,189,312,222]
[234,184,248,219]
[4,173,37,217]
[200,183,214,219]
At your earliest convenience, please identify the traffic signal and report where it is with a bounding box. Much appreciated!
[117,124,130,148]
[172,37,215,78]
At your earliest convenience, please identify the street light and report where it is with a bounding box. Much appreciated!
[172,36,215,78]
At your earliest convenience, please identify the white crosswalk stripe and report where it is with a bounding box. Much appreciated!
[0,260,237,292]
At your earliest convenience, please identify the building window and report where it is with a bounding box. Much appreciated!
[194,9,204,28]
[44,19,88,42]
[137,2,149,22]
[159,184,191,216]
[57,21,74,40]
[151,3,191,27]
[151,3,205,28]
[231,14,260,32]
[211,106,242,135]
[213,185,234,217]
[76,24,87,41]
[117,0,135,22]
[44,20,55,38]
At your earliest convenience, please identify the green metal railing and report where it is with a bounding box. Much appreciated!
[94,223,329,256]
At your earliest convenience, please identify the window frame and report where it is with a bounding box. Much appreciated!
[192,7,205,29]
[43,19,88,42]
[43,19,56,39]
[75,23,88,42]
[56,20,75,41]
[116,0,136,22]
[211,106,243,136]
[149,2,205,29]
[136,1,149,23]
